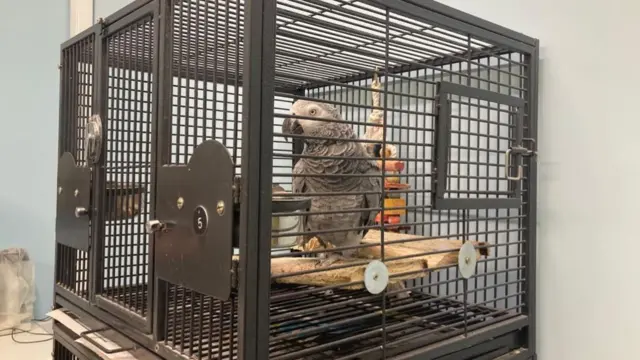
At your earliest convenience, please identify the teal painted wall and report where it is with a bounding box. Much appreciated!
[0,0,68,318]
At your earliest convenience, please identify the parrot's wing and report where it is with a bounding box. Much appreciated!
[292,160,311,247]
[292,161,306,194]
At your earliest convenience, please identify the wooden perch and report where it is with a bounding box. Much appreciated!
[362,230,490,268]
[233,231,490,290]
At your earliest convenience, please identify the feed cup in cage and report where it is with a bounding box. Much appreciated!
[271,196,311,249]
[232,193,311,249]
[104,182,145,221]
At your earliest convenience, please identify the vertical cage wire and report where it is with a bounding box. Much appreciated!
[56,34,95,301]
[59,34,95,165]
[100,15,155,318]
[167,0,243,168]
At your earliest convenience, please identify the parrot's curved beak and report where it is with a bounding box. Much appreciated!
[282,116,303,142]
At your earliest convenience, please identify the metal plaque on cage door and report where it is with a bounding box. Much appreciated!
[432,81,533,210]
[55,152,92,251]
[151,140,234,301]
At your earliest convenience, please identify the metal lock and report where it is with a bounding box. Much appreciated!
[74,207,89,218]
[146,220,166,234]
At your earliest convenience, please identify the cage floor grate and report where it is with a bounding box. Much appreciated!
[158,284,513,360]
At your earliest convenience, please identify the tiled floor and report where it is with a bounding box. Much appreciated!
[0,320,53,360]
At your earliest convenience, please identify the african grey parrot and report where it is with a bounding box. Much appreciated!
[281,99,382,264]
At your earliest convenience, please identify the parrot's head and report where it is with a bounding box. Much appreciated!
[282,100,344,140]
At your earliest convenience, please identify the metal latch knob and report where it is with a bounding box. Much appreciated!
[146,220,166,234]
[74,207,89,218]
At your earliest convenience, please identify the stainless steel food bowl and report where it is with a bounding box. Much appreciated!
[271,196,311,249]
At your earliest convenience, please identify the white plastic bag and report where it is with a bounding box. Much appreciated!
[0,248,35,330]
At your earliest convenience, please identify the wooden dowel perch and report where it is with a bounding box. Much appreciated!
[233,231,490,291]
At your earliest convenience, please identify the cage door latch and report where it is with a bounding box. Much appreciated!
[145,220,176,234]
[504,138,537,181]
[74,206,89,218]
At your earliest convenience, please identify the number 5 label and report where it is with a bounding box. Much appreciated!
[193,205,209,235]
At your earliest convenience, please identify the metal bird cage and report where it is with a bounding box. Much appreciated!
[54,0,539,359]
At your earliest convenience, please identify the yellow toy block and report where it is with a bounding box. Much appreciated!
[384,197,406,215]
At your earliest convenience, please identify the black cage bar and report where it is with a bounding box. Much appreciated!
[55,0,539,359]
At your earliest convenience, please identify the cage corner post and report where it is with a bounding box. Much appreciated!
[239,0,278,358]
[88,18,107,307]
[151,0,171,341]
[523,38,540,358]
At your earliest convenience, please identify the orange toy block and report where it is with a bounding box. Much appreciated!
[376,160,405,172]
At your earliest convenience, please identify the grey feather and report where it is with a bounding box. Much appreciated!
[283,100,382,257]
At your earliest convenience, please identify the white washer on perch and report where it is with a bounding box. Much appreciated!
[364,260,389,294]
[457,241,478,279]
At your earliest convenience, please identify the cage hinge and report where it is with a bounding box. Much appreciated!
[96,17,107,35]
[231,263,238,290]
[232,176,242,205]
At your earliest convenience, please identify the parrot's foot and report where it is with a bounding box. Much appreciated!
[317,253,347,267]
[387,282,411,300]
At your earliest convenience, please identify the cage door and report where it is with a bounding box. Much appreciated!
[92,5,157,332]
[56,152,92,251]
[432,81,532,210]
[151,140,234,301]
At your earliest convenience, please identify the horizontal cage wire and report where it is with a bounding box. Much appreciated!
[56,34,94,301]
[100,15,155,319]
[145,0,533,359]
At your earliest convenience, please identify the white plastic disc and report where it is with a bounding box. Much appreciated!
[364,260,389,295]
[458,242,477,279]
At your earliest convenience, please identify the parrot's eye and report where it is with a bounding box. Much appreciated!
[309,108,317,116]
